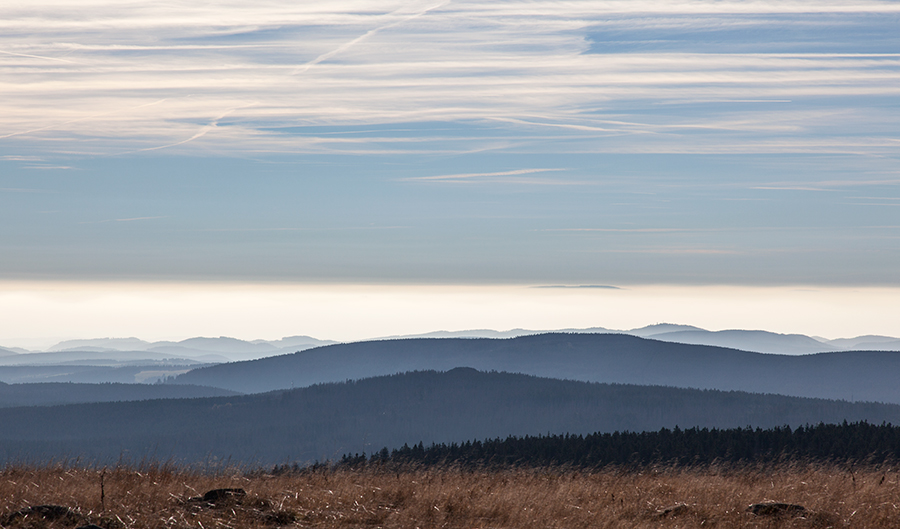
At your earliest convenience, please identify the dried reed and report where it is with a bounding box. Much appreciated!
[1,462,897,528]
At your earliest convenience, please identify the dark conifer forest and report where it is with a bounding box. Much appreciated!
[334,421,900,470]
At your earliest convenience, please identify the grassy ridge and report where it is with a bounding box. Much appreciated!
[1,463,898,528]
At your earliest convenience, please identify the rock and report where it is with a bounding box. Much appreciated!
[203,488,246,503]
[187,488,247,505]
[747,502,807,517]
[657,504,691,518]
[76,525,106,529]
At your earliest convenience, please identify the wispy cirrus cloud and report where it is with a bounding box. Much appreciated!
[0,0,897,158]
[2,0,900,289]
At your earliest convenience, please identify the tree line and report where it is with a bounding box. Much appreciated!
[328,421,900,470]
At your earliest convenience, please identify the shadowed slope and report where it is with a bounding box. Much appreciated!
[3,368,900,465]
[0,381,240,408]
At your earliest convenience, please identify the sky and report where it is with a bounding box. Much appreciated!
[1,0,899,345]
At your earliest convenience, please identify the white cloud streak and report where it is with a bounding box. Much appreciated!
[404,168,565,181]
[79,216,167,224]
[0,0,898,156]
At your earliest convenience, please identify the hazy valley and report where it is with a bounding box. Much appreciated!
[2,327,899,467]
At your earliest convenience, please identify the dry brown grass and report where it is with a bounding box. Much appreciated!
[1,463,898,528]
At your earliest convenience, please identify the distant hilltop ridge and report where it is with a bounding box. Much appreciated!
[171,333,900,403]
[372,323,900,355]
[29,335,340,362]
[3,324,900,361]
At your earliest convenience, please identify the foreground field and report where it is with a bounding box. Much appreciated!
[1,464,897,528]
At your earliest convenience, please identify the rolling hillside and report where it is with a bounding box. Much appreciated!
[173,333,900,403]
[4,368,900,466]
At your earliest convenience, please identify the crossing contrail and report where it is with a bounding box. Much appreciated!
[292,1,450,75]
[134,102,259,153]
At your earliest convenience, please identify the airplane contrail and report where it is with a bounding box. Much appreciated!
[0,49,83,64]
[292,1,450,75]
[134,103,259,153]
[0,99,168,140]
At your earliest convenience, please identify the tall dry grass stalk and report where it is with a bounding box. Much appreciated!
[1,462,897,528]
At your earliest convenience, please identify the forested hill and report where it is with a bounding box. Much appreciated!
[0,381,240,408]
[4,368,900,466]
[173,333,900,403]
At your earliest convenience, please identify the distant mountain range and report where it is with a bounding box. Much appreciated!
[377,324,894,354]
[4,368,900,466]
[827,335,900,351]
[172,333,900,404]
[0,364,207,385]
[42,335,338,361]
[0,350,223,366]
[0,336,338,384]
[1,325,897,386]
[6,324,896,362]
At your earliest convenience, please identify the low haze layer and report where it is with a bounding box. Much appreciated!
[3,283,900,347]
